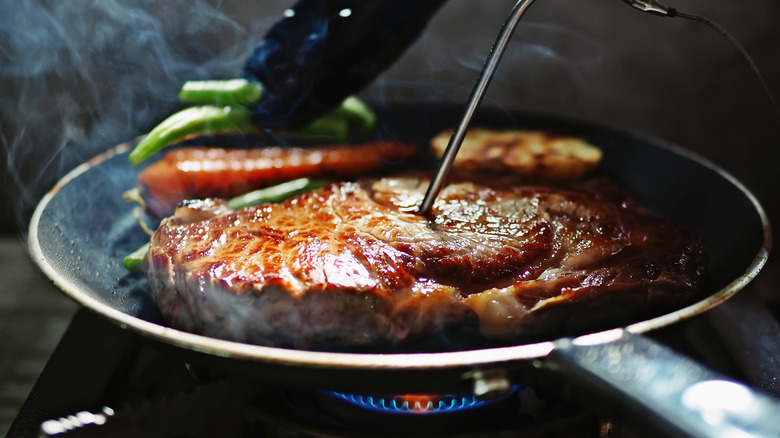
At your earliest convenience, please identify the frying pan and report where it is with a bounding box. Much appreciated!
[29,105,776,436]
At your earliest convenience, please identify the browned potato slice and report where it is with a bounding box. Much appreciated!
[431,128,602,180]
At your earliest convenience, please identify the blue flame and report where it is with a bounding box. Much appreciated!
[324,391,492,415]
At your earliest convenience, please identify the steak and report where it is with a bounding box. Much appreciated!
[145,175,706,350]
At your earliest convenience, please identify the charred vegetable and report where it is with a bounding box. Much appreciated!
[135,141,416,218]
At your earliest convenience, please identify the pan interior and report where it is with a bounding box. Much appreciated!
[28,105,769,368]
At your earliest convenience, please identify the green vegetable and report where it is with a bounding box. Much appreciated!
[292,97,376,140]
[337,96,377,131]
[123,178,329,272]
[179,79,263,106]
[292,113,350,140]
[122,242,150,272]
[129,77,378,166]
[226,178,330,210]
[128,105,254,166]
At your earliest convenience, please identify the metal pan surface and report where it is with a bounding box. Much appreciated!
[28,105,770,393]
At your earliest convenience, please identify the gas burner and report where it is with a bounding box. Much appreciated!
[14,289,780,438]
[259,384,588,438]
[321,389,513,415]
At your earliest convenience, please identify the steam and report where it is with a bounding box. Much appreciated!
[363,12,619,117]
[0,0,277,230]
[0,0,621,233]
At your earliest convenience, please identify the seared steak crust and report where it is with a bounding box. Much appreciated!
[146,176,706,349]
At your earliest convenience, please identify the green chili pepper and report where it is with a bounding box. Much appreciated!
[337,96,376,131]
[282,96,376,141]
[292,114,350,140]
[123,178,330,272]
[129,77,377,166]
[122,242,150,272]
[128,105,254,166]
[226,178,330,210]
[179,79,263,106]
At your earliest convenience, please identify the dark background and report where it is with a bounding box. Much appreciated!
[1,0,779,235]
[0,0,778,433]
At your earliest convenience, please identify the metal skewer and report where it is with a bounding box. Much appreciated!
[417,0,538,215]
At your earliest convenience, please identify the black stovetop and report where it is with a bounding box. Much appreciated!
[8,267,780,438]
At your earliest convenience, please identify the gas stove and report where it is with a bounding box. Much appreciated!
[9,310,584,438]
[2,0,778,435]
[9,267,780,438]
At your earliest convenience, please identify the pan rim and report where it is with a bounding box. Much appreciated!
[27,113,772,371]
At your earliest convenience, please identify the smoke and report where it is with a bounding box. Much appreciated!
[0,0,621,234]
[0,0,278,232]
[362,4,619,117]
